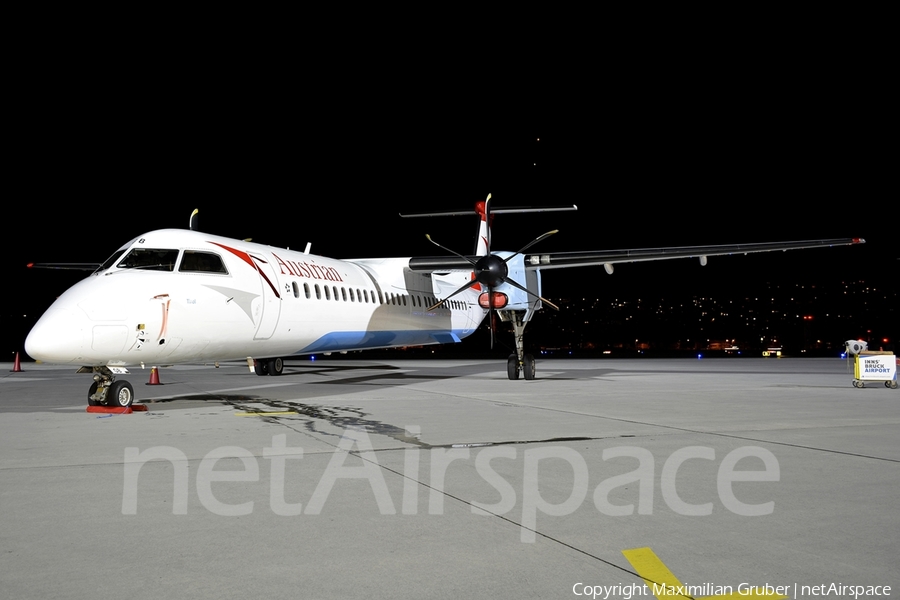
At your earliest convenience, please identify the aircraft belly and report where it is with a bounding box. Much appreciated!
[291,306,476,354]
[298,329,463,354]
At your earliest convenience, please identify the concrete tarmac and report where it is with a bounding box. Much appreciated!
[1,357,897,600]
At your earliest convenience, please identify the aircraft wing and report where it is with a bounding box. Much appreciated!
[26,262,101,271]
[520,237,865,270]
[406,238,864,272]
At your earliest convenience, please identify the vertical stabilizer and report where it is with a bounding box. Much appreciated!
[474,194,492,256]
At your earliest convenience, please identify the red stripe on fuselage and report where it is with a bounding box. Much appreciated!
[210,242,281,298]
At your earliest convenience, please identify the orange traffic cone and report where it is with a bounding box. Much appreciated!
[11,352,23,372]
[147,367,162,385]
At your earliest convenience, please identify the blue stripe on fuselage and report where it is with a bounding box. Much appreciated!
[296,330,464,354]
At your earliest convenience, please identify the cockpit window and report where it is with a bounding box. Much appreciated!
[179,251,228,274]
[96,250,126,273]
[117,248,179,271]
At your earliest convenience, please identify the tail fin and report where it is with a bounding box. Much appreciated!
[474,194,491,256]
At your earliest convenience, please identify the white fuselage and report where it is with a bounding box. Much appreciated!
[25,229,486,366]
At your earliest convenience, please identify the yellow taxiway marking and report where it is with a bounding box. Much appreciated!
[622,547,787,600]
[234,411,297,416]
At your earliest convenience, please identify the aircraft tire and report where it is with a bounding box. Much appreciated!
[106,380,134,408]
[254,360,268,376]
[88,382,102,406]
[507,355,519,380]
[523,354,536,380]
[268,358,284,376]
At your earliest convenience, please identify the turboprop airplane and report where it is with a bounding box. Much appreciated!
[24,198,864,408]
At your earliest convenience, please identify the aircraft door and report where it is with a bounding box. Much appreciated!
[250,253,281,340]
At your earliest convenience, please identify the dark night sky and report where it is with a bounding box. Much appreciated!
[4,65,896,357]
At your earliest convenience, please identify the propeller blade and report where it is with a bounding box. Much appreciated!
[484,193,492,253]
[488,284,496,349]
[508,229,559,258]
[426,235,476,266]
[489,309,496,349]
[426,279,480,311]
[503,277,560,311]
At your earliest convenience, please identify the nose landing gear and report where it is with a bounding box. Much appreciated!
[86,367,135,407]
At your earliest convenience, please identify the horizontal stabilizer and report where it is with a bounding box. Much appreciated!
[400,205,577,218]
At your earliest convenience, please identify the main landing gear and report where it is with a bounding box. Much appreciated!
[501,311,536,381]
[507,353,536,380]
[254,357,284,376]
[86,366,135,408]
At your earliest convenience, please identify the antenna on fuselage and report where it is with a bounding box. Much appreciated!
[189,209,199,231]
[304,243,311,254]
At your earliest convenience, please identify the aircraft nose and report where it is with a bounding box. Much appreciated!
[25,306,89,364]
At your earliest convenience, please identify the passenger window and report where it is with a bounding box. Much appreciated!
[304,283,311,299]
[292,282,300,298]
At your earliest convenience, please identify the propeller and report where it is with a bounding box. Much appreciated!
[425,194,560,347]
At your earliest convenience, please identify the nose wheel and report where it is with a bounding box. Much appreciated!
[87,367,135,407]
